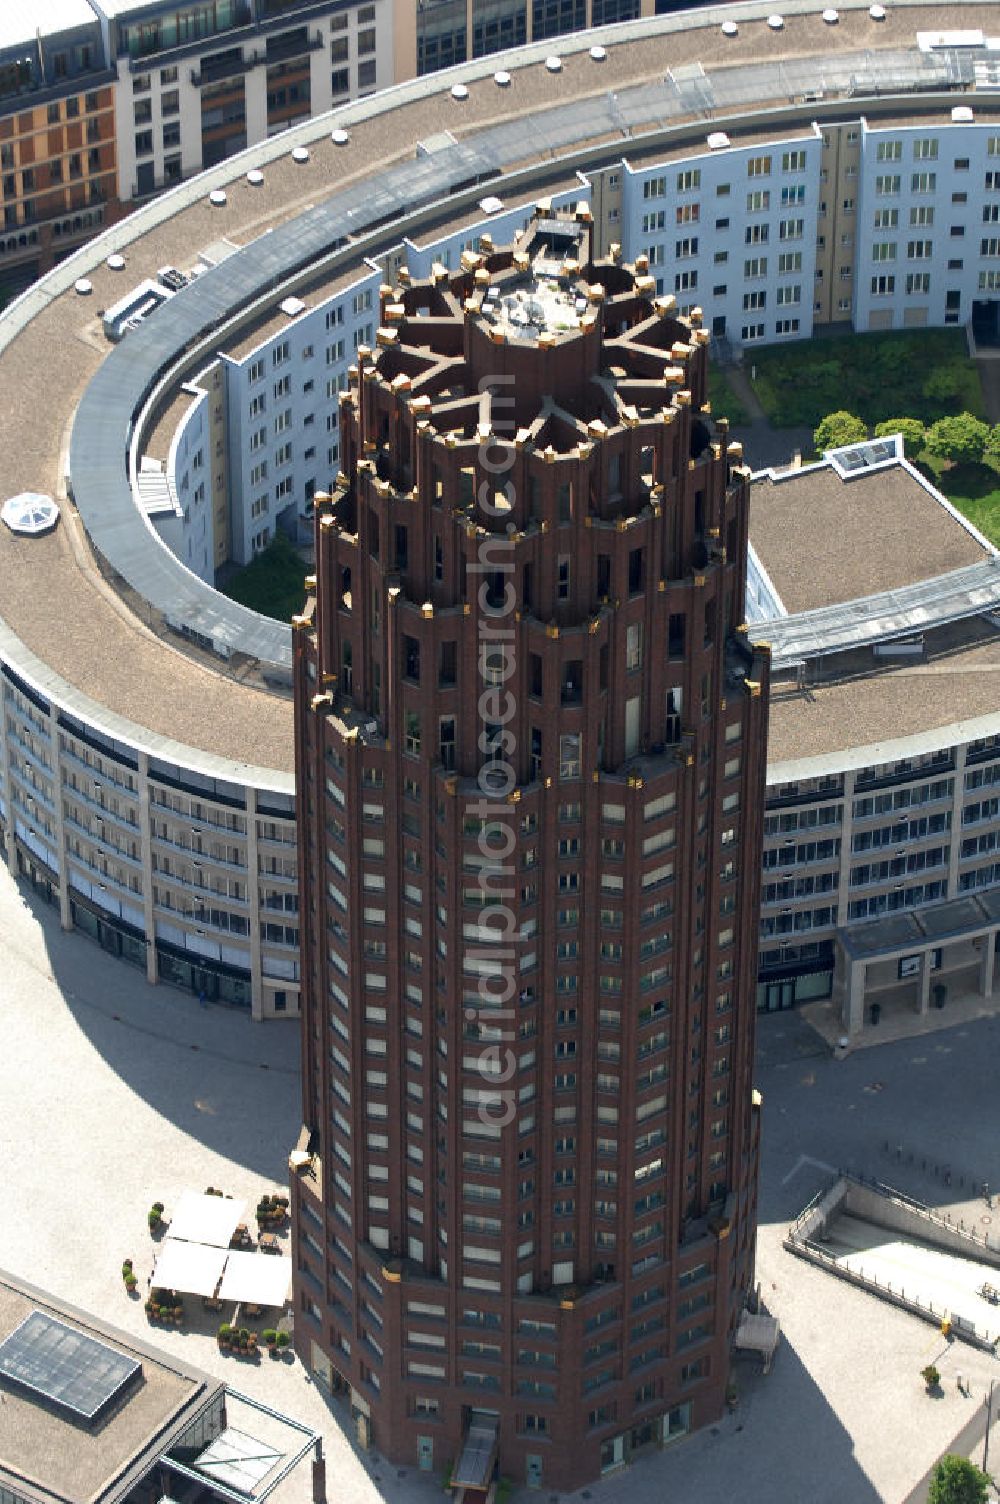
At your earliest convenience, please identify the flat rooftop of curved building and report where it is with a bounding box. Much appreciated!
[749,449,991,615]
[767,628,1000,771]
[1,0,999,773]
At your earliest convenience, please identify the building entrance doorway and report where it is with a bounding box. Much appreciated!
[762,979,795,1012]
[972,299,1000,346]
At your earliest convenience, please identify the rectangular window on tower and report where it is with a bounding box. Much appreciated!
[559,734,580,780]
[626,623,643,673]
[439,718,456,771]
[439,641,456,686]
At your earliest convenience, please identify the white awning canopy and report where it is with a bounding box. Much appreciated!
[734,1310,781,1372]
[218,1251,292,1308]
[167,1191,247,1248]
[152,1239,228,1297]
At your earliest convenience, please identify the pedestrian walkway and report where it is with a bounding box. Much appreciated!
[822,1212,1000,1345]
[719,361,815,471]
[976,356,1000,424]
[799,978,1000,1053]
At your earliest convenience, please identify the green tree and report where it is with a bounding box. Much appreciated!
[923,366,966,407]
[983,423,1000,470]
[874,417,926,461]
[813,410,867,454]
[927,1454,990,1504]
[925,412,989,467]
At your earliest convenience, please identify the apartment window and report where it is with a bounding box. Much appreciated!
[746,190,769,213]
[870,274,895,296]
[746,155,771,177]
[780,184,806,206]
[745,224,768,245]
[676,169,700,192]
[775,318,800,336]
[740,323,765,342]
[626,623,643,672]
[675,269,697,293]
[777,252,802,273]
[643,175,666,199]
[162,89,179,115]
[775,285,801,306]
[913,138,938,160]
[743,257,767,279]
[676,203,699,225]
[560,734,581,781]
[871,242,896,262]
[905,272,930,295]
[742,290,766,311]
[906,240,932,261]
[781,149,806,172]
[875,175,901,196]
[910,205,934,227]
[876,140,902,161]
[874,208,899,229]
[911,172,936,194]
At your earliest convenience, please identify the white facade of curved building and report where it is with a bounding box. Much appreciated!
[0,624,297,1019]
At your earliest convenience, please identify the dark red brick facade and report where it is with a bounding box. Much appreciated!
[292,208,769,1491]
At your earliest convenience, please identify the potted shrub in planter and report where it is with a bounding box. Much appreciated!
[921,1364,941,1393]
[218,1322,232,1350]
[125,1272,139,1296]
[276,1331,290,1358]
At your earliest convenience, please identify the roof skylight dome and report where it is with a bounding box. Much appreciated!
[2,492,59,535]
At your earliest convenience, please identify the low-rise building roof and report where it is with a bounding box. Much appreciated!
[0,1269,219,1504]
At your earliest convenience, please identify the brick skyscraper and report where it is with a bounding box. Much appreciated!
[291,205,769,1491]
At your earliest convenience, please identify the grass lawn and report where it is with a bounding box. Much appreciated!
[750,328,983,430]
[918,456,1000,549]
[219,532,309,624]
[707,367,751,427]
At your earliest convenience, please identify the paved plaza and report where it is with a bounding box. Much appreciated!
[0,864,999,1504]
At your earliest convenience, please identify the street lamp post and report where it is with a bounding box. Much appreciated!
[984,1377,996,1475]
